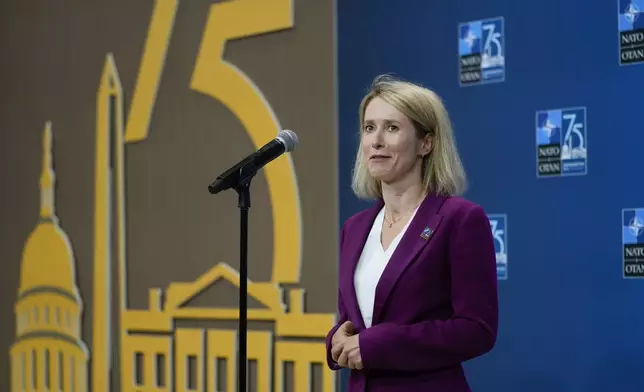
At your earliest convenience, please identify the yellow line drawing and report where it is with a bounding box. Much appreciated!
[190,0,302,286]
[92,52,126,392]
[13,0,336,391]
[11,122,89,391]
[124,0,179,143]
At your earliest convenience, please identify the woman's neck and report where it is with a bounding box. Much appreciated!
[381,177,425,216]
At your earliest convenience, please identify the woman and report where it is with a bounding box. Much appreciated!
[326,75,498,391]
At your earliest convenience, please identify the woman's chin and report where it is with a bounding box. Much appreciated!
[368,170,394,183]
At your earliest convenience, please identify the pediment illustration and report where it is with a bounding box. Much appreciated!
[164,262,286,315]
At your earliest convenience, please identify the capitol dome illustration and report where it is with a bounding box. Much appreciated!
[10,123,88,392]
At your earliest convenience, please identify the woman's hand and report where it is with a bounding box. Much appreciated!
[337,334,363,370]
[331,321,355,362]
[331,321,363,370]
[331,321,355,356]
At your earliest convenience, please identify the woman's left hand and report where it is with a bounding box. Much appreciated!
[337,334,363,370]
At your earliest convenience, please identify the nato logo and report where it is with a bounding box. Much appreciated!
[458,17,505,86]
[536,107,587,178]
[618,0,644,65]
[487,214,507,280]
[622,208,644,277]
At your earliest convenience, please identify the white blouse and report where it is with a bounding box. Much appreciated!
[354,206,418,328]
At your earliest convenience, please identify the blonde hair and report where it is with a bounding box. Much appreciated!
[351,74,467,200]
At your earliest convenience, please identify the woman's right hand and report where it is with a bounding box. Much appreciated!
[331,321,356,363]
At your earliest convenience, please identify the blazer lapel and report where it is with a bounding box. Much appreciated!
[371,192,447,325]
[340,200,383,331]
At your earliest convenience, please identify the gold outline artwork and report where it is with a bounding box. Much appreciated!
[11,1,337,391]
[11,122,89,392]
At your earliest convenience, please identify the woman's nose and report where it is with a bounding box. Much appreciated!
[371,130,384,149]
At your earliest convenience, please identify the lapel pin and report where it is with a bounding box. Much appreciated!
[420,226,432,240]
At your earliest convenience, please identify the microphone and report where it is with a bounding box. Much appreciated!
[208,129,299,194]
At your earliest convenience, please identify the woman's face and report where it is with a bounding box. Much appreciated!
[361,97,432,184]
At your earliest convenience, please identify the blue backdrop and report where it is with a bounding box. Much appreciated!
[337,0,644,390]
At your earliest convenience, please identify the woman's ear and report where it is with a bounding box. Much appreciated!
[420,134,433,157]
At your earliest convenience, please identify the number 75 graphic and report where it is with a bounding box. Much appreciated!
[487,214,507,259]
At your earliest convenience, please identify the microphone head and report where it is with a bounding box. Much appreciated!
[277,129,298,152]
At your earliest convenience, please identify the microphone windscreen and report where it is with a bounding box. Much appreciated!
[277,129,298,152]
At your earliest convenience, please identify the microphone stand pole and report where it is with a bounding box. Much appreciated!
[234,177,251,392]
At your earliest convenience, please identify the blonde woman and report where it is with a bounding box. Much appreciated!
[326,75,498,391]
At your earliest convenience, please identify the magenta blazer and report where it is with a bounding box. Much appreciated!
[326,192,499,392]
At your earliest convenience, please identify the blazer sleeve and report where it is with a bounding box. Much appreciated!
[325,287,349,370]
[358,204,499,372]
[325,222,349,371]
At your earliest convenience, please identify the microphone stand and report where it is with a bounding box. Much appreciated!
[235,179,250,392]
[209,161,258,392]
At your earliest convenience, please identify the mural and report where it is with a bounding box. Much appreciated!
[10,122,89,391]
[6,0,338,391]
